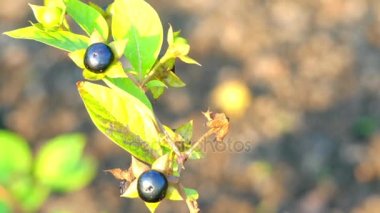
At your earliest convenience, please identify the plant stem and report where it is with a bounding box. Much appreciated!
[153,114,182,158]
[178,183,199,213]
[125,71,140,85]
[140,58,164,87]
[185,129,214,158]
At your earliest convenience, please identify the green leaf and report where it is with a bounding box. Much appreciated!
[146,80,167,99]
[112,0,163,78]
[164,71,185,87]
[9,177,50,212]
[104,77,153,110]
[65,0,109,40]
[150,86,165,99]
[146,80,167,89]
[189,149,204,160]
[166,186,199,201]
[184,188,199,200]
[34,133,96,192]
[0,130,32,184]
[3,25,89,52]
[175,120,193,142]
[77,81,162,163]
[0,200,11,213]
[88,2,106,17]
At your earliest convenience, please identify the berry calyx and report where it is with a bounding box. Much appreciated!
[137,170,168,203]
[84,43,114,73]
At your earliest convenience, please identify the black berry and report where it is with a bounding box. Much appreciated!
[84,42,114,73]
[137,170,168,203]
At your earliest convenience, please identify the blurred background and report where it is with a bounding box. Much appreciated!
[2,0,380,212]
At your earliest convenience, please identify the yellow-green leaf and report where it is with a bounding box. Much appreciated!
[112,0,163,78]
[34,133,96,192]
[184,188,199,200]
[68,48,85,68]
[145,202,160,213]
[166,185,183,201]
[0,130,32,184]
[65,0,109,40]
[104,77,153,110]
[175,120,193,142]
[77,81,162,163]
[164,71,186,87]
[3,26,89,52]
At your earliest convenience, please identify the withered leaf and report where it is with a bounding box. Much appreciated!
[104,168,134,182]
[202,110,230,142]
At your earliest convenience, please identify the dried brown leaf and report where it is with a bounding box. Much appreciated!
[202,110,230,142]
[104,168,134,182]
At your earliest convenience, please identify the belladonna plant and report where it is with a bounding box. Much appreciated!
[3,0,229,212]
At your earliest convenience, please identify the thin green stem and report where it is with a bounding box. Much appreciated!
[185,129,213,159]
[140,58,164,87]
[178,183,199,213]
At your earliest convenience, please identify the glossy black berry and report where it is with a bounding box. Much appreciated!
[137,170,168,203]
[84,42,114,73]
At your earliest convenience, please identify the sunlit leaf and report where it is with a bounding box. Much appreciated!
[166,185,182,200]
[68,48,85,68]
[109,39,129,59]
[82,69,104,80]
[34,133,96,192]
[145,202,160,213]
[131,156,149,177]
[104,61,127,78]
[3,26,89,52]
[184,188,199,200]
[189,149,204,160]
[77,81,162,163]
[88,2,106,17]
[0,130,32,184]
[175,120,193,142]
[65,0,109,40]
[112,0,163,78]
[104,77,153,110]
[151,154,170,172]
